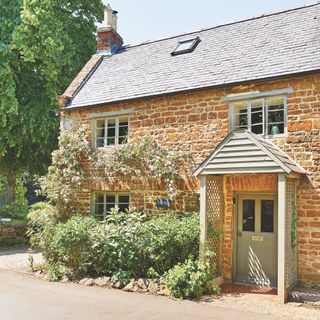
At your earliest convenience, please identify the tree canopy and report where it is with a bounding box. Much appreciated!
[0,0,104,202]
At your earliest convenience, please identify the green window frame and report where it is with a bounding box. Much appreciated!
[94,116,129,148]
[230,95,287,137]
[92,192,130,219]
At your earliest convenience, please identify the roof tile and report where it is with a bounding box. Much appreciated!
[66,3,320,109]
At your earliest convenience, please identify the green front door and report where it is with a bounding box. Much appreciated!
[236,194,278,286]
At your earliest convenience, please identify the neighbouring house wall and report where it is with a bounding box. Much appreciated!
[62,72,320,286]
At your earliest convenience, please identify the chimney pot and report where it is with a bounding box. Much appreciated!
[97,4,123,52]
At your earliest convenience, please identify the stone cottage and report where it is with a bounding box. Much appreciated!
[57,3,320,302]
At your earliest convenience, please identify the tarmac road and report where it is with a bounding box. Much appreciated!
[0,270,290,320]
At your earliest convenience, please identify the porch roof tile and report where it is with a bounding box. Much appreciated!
[194,130,306,176]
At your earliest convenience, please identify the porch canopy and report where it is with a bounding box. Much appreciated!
[194,129,305,303]
[194,129,305,176]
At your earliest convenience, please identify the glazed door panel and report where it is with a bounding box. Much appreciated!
[236,194,277,286]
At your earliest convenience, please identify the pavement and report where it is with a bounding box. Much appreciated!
[0,271,289,320]
[0,248,43,271]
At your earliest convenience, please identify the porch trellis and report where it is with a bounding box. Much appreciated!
[206,176,223,275]
[285,178,297,290]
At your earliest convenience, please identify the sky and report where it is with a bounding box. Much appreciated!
[103,0,315,45]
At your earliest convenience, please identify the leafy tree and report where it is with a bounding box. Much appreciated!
[0,0,104,204]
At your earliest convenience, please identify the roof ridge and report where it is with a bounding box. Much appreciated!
[125,1,320,49]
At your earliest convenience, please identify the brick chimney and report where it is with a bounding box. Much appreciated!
[97,4,123,52]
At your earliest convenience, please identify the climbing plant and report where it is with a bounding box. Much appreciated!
[39,126,191,219]
[290,192,297,249]
[39,126,94,220]
[96,136,189,198]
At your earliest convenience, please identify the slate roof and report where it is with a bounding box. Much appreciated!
[66,3,320,109]
[193,129,306,176]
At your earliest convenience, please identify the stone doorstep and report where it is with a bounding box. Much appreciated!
[288,287,320,304]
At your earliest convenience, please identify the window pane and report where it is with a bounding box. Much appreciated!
[232,101,248,128]
[106,193,116,213]
[118,203,129,212]
[119,126,128,137]
[107,119,116,127]
[251,124,263,134]
[106,195,116,203]
[267,96,284,135]
[107,127,116,137]
[268,110,284,124]
[119,119,128,127]
[243,200,255,232]
[268,123,284,135]
[95,203,104,215]
[174,39,197,53]
[261,200,274,233]
[250,100,263,130]
[106,204,115,212]
[96,120,105,129]
[119,195,129,203]
[118,136,127,144]
[96,139,104,147]
[267,96,284,111]
[96,193,104,203]
[107,137,115,146]
[96,120,105,148]
[96,128,105,139]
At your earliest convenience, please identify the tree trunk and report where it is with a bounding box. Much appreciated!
[0,172,16,206]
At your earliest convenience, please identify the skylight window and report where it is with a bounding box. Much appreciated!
[171,37,201,56]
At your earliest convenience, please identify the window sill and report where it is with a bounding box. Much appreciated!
[95,143,128,150]
[264,133,288,140]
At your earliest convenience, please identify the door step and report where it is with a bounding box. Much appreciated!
[288,287,320,303]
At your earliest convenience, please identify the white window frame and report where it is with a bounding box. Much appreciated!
[229,95,287,138]
[93,115,130,148]
[91,192,130,218]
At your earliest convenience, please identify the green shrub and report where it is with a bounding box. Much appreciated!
[0,175,29,220]
[94,211,200,278]
[92,209,144,277]
[136,212,200,275]
[42,215,98,278]
[0,199,29,220]
[39,211,201,284]
[27,202,58,247]
[164,258,213,299]
[111,269,132,285]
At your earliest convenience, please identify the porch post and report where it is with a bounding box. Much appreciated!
[278,173,286,303]
[200,175,207,253]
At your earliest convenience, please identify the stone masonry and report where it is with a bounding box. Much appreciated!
[61,72,320,286]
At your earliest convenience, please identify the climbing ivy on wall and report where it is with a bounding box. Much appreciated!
[290,192,297,249]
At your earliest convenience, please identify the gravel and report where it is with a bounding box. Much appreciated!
[201,294,320,320]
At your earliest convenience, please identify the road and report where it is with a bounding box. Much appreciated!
[0,271,288,320]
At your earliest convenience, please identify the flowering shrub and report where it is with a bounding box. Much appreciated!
[39,126,93,220]
[96,136,189,198]
[39,126,190,220]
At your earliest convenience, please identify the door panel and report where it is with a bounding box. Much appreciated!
[236,194,277,286]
